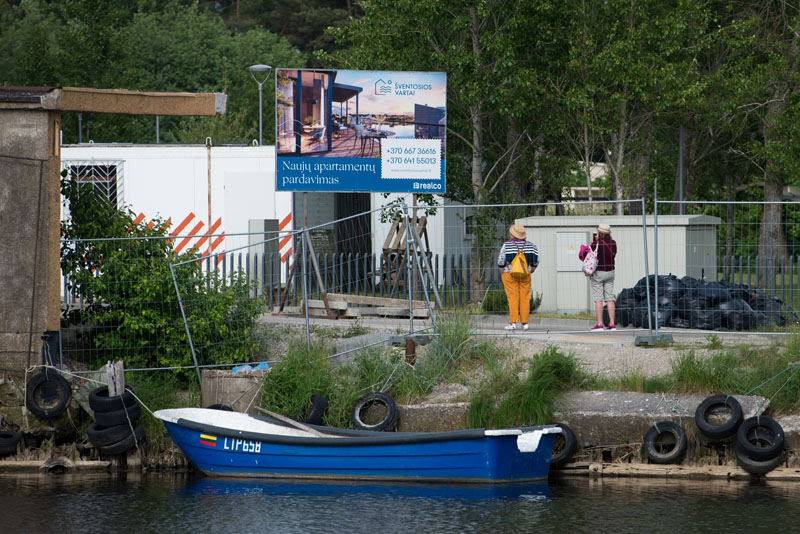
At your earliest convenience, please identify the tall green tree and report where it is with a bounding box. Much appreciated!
[559,0,713,215]
[322,0,566,299]
[0,0,305,144]
[732,1,800,268]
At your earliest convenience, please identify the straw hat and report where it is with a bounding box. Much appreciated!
[597,223,611,235]
[509,224,526,239]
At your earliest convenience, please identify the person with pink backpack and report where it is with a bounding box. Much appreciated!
[580,224,617,331]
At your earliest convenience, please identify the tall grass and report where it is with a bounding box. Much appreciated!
[670,350,745,394]
[467,346,587,429]
[593,338,800,414]
[125,372,199,444]
[389,310,497,403]
[259,338,338,422]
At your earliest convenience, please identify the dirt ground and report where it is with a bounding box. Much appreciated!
[497,337,682,378]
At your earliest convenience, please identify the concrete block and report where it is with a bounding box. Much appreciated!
[201,369,266,413]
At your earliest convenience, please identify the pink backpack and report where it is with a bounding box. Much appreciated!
[582,244,598,276]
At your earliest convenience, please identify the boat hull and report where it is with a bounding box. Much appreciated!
[157,408,558,483]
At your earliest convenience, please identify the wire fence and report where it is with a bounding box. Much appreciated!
[58,198,800,381]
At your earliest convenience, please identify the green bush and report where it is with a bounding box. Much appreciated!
[60,171,264,382]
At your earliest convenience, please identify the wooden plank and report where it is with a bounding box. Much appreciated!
[326,293,428,309]
[306,299,349,311]
[389,218,407,252]
[376,307,429,318]
[586,462,800,480]
[382,218,400,251]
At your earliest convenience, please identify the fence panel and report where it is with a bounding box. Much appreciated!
[653,200,800,334]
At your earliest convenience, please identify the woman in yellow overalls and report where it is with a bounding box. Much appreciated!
[498,225,539,331]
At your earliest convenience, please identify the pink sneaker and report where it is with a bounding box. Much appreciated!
[590,324,605,331]
[607,324,617,331]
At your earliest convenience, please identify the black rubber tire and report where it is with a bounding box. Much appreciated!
[351,392,398,432]
[25,371,72,419]
[0,431,22,456]
[88,386,137,413]
[97,424,145,455]
[694,394,743,440]
[736,416,784,461]
[206,404,233,411]
[643,421,688,464]
[87,422,140,448]
[735,442,783,475]
[550,423,578,468]
[94,403,141,427]
[301,394,328,425]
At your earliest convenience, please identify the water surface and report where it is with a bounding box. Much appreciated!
[1,473,798,533]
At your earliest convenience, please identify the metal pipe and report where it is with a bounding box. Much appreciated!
[642,198,653,335]
[302,231,310,349]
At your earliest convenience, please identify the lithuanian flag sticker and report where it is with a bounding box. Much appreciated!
[200,434,217,447]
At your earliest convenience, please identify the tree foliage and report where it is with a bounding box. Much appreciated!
[0,0,305,145]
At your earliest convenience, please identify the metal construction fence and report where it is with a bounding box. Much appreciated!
[58,198,800,380]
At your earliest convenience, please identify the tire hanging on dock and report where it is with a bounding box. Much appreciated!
[89,386,137,413]
[694,394,743,440]
[736,416,784,461]
[96,424,145,455]
[351,392,398,432]
[550,423,577,469]
[735,442,783,475]
[94,403,141,427]
[643,421,687,464]
[25,371,72,419]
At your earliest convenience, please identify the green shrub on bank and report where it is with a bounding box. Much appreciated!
[60,170,265,383]
[259,339,339,422]
[467,346,586,429]
[125,372,200,443]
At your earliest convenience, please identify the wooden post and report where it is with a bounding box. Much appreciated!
[105,360,125,396]
[405,337,416,365]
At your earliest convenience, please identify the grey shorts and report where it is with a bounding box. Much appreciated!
[591,270,615,302]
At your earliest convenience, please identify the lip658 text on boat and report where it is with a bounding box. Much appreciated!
[223,437,261,453]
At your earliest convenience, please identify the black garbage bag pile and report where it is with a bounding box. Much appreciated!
[614,274,800,331]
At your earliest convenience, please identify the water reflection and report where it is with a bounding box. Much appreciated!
[182,477,551,501]
[0,473,799,534]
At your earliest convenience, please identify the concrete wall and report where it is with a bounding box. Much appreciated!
[0,109,62,372]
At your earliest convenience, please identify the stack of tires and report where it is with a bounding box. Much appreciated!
[694,394,784,474]
[87,386,145,455]
[734,415,784,475]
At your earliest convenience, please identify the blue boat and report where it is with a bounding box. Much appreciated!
[155,408,561,483]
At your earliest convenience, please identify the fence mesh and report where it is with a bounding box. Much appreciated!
[635,201,800,333]
[59,198,800,380]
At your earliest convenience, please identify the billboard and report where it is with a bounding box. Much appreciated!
[275,69,446,193]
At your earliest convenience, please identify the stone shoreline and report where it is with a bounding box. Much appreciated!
[2,317,798,477]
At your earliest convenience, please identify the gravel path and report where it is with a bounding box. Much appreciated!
[498,337,681,378]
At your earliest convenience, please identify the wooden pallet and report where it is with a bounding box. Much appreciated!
[305,293,431,318]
